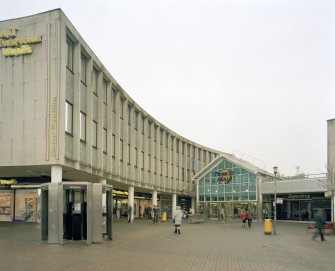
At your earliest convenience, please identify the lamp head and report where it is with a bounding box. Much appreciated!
[273,166,278,175]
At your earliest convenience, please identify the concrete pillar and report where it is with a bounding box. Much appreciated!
[191,197,196,210]
[172,193,177,218]
[152,190,158,206]
[128,186,134,223]
[100,179,107,213]
[257,177,263,222]
[332,195,335,223]
[51,165,62,183]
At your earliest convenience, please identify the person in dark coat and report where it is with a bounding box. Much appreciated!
[312,208,326,241]
[247,209,253,228]
[240,210,246,227]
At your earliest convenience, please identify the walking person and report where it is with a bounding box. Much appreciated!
[240,209,246,227]
[127,205,132,223]
[153,205,158,224]
[220,208,225,222]
[247,209,253,228]
[312,208,326,241]
[173,206,183,234]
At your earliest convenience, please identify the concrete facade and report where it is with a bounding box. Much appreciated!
[0,10,221,208]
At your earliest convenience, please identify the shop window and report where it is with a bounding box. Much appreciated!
[211,194,218,201]
[0,191,14,222]
[225,193,232,200]
[233,193,240,200]
[241,192,249,200]
[15,190,38,222]
[249,192,256,200]
[218,195,225,201]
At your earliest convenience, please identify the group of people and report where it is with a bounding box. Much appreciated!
[240,209,253,228]
[141,205,162,223]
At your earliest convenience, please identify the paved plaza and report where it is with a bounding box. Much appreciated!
[0,219,334,271]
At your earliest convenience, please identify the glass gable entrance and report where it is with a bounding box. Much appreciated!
[197,158,257,220]
[199,159,256,202]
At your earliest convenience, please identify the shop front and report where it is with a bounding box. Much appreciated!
[0,179,41,223]
[263,193,331,221]
[112,189,158,219]
[194,154,272,221]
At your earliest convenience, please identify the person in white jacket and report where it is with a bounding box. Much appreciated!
[173,206,183,234]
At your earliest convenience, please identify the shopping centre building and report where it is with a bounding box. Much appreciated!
[0,9,333,224]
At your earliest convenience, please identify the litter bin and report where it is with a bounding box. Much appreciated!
[161,211,167,222]
[264,219,272,235]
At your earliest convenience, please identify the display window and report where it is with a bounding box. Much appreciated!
[15,189,38,222]
[0,190,14,221]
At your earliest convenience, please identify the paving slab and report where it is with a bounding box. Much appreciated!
[0,219,334,271]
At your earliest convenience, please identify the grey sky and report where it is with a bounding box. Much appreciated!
[1,0,334,176]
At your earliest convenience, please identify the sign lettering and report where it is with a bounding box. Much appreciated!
[0,28,42,57]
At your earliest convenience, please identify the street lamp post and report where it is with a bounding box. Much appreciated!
[273,166,278,235]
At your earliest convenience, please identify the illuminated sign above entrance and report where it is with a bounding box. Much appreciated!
[0,179,17,185]
[0,28,42,57]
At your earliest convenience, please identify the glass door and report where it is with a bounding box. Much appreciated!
[209,203,218,220]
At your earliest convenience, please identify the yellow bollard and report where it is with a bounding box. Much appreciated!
[264,219,272,235]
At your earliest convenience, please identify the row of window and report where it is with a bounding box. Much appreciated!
[198,160,258,201]
[199,192,257,201]
[67,35,216,159]
[66,33,219,179]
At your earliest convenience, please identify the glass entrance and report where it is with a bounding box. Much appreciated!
[209,203,218,220]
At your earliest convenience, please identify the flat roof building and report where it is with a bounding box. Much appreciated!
[0,9,224,222]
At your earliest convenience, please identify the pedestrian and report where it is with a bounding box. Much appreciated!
[153,205,158,224]
[220,208,225,221]
[247,209,253,228]
[312,208,326,241]
[188,208,195,223]
[156,205,161,223]
[147,206,152,220]
[128,205,132,223]
[241,210,246,227]
[173,206,183,234]
[263,208,268,219]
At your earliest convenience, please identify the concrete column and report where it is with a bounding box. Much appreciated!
[51,165,62,183]
[172,193,177,218]
[257,177,263,222]
[100,179,107,213]
[128,186,134,223]
[332,195,335,223]
[152,190,158,206]
[191,197,196,210]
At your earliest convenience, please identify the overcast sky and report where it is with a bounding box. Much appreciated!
[1,0,334,176]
